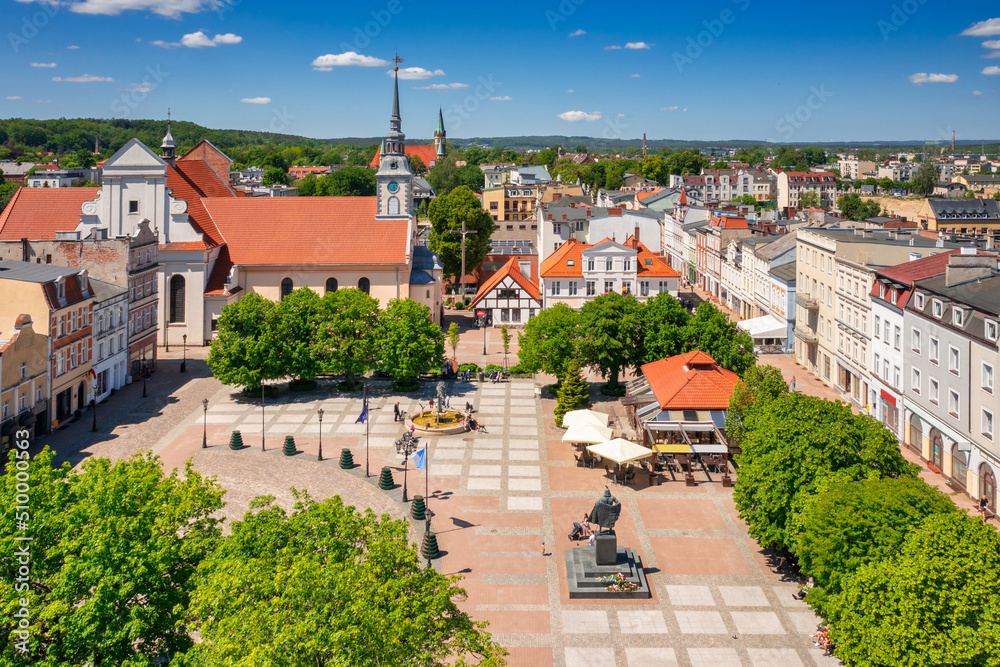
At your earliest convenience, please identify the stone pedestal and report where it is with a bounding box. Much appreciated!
[564,544,651,599]
[595,531,617,565]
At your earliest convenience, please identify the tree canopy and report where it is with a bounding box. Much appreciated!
[314,288,381,384]
[830,512,1000,666]
[207,293,281,390]
[733,393,917,552]
[910,161,939,195]
[685,303,756,376]
[377,299,444,382]
[178,493,506,667]
[428,186,495,284]
[0,449,224,665]
[838,192,882,220]
[724,364,788,449]
[641,292,691,362]
[516,303,580,379]
[577,292,645,389]
[269,287,324,382]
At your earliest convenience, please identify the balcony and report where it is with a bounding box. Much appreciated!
[795,293,820,310]
[794,326,818,344]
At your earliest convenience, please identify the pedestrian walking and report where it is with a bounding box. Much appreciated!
[444,394,450,409]
[790,376,797,393]
[980,496,990,523]
[393,402,400,422]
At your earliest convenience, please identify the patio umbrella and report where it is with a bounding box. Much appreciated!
[561,423,613,444]
[586,438,653,466]
[562,409,609,429]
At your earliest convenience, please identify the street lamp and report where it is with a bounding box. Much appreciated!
[201,398,208,448]
[91,399,97,432]
[317,407,324,461]
[181,334,187,373]
[261,383,265,452]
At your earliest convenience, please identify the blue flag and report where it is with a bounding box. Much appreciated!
[412,448,426,470]
[355,402,368,424]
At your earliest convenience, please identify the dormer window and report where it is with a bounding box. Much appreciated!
[915,293,925,309]
[56,279,65,301]
[953,309,965,327]
[988,320,999,342]
[567,260,575,267]
[79,271,88,292]
[933,299,943,319]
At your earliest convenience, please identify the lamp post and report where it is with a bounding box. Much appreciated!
[317,407,324,461]
[91,399,97,432]
[181,334,187,373]
[449,220,477,310]
[261,382,265,452]
[201,398,208,448]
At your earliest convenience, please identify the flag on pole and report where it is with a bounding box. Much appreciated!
[355,401,368,424]
[411,448,426,470]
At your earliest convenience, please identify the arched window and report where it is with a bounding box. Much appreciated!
[951,443,968,489]
[325,277,338,294]
[169,275,185,323]
[387,196,400,216]
[930,428,944,470]
[358,277,370,295]
[280,278,293,300]
[908,413,922,454]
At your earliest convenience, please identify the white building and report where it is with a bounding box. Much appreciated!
[27,168,100,188]
[89,278,129,402]
[537,205,664,264]
[468,257,541,327]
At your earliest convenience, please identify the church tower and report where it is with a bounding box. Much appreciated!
[375,57,415,220]
[160,110,176,166]
[434,107,447,159]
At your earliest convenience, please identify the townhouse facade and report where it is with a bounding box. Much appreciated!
[837,159,877,181]
[90,278,129,402]
[777,171,837,211]
[0,314,48,446]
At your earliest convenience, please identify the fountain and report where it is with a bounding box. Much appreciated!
[404,382,469,436]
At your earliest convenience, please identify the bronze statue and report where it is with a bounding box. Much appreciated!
[588,488,622,533]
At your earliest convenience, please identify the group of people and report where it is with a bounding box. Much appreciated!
[428,395,452,410]
[462,414,480,432]
[569,514,596,546]
[811,625,833,655]
[488,370,507,384]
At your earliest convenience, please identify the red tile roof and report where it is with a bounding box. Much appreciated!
[370,144,439,169]
[205,245,234,296]
[470,257,541,307]
[870,249,993,308]
[540,238,586,278]
[640,350,739,410]
[0,187,98,240]
[200,197,409,266]
[165,161,236,247]
[630,238,681,279]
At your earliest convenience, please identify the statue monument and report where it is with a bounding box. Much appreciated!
[588,488,622,533]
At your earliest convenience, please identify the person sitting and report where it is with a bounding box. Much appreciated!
[581,515,592,536]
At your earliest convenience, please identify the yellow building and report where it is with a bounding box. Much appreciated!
[0,261,95,429]
[482,184,538,223]
[0,313,48,447]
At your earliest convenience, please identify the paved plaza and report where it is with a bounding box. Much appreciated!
[67,364,838,667]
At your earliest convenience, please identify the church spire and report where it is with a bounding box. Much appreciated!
[434,106,447,158]
[161,108,176,164]
[384,54,405,155]
[375,55,415,220]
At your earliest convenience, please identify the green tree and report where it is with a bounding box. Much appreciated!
[317,149,342,165]
[321,166,376,196]
[463,146,487,166]
[911,161,939,195]
[734,393,917,552]
[314,288,381,388]
[577,292,644,390]
[207,293,281,391]
[268,287,323,382]
[178,493,506,666]
[683,302,755,376]
[739,194,757,207]
[831,513,1000,666]
[0,449,224,666]
[447,321,461,364]
[554,358,591,427]
[641,292,691,362]
[377,299,444,384]
[793,476,957,618]
[426,155,461,195]
[262,167,287,187]
[799,190,821,209]
[500,324,511,366]
[725,364,787,449]
[516,303,579,379]
[409,154,427,175]
[838,193,882,220]
[428,186,495,284]
[457,163,484,193]
[296,173,318,196]
[878,176,894,192]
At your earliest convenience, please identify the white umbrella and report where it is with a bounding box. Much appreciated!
[561,423,613,444]
[586,438,653,465]
[562,409,609,429]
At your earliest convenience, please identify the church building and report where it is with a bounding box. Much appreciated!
[0,66,444,357]
[369,107,447,170]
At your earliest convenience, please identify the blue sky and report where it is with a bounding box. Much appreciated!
[2,0,1000,143]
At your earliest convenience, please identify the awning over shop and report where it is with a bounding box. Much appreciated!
[652,443,690,453]
[738,315,787,339]
[691,443,728,454]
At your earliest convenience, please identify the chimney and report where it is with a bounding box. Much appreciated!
[945,250,993,286]
[634,226,640,245]
[609,207,623,217]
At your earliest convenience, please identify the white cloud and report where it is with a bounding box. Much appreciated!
[661,105,679,111]
[489,96,512,101]
[30,62,57,68]
[625,41,652,49]
[35,100,52,103]
[683,108,688,112]
[566,89,575,93]
[19,0,225,19]
[617,113,625,118]
[558,110,602,122]
[66,45,79,49]
[179,31,242,48]
[151,40,180,49]
[961,18,1000,36]
[909,72,958,85]
[983,40,1000,49]
[630,73,640,78]
[414,83,469,91]
[124,82,153,93]
[241,97,271,104]
[983,51,1000,59]
[52,74,114,83]
[6,96,22,100]
[392,67,445,80]
[604,45,622,50]
[568,29,586,37]
[311,51,389,71]
[973,90,984,96]
[983,65,1000,75]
